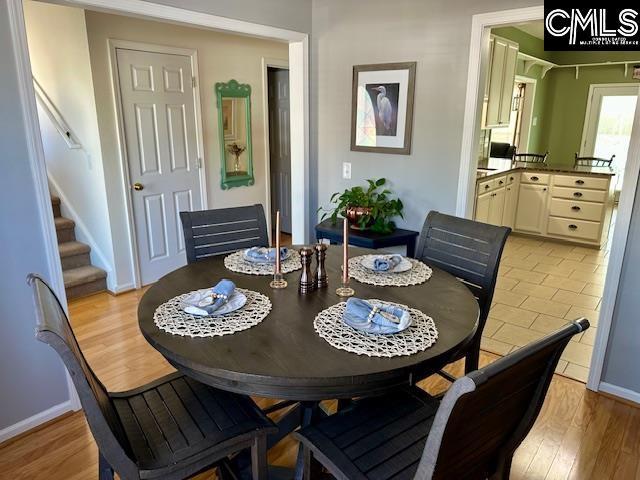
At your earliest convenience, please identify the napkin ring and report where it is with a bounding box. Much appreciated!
[367,306,380,324]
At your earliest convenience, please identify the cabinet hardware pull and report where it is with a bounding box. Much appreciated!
[571,206,581,211]
[510,176,514,181]
[485,184,490,189]
[543,188,547,191]
[499,180,504,185]
[575,179,585,185]
[531,176,539,181]
[569,224,578,230]
[573,192,583,197]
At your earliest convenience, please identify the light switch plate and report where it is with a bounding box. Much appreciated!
[343,162,352,179]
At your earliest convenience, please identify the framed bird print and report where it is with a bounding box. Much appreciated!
[351,62,416,155]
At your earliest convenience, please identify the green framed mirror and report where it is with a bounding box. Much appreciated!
[215,79,254,189]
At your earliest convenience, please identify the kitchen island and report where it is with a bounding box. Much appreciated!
[474,162,615,248]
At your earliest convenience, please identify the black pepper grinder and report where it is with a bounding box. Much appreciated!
[298,247,316,294]
[314,243,328,289]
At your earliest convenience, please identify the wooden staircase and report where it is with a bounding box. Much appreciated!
[51,196,107,299]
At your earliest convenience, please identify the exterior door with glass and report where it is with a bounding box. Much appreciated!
[581,84,640,189]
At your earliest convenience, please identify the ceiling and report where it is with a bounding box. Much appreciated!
[514,21,544,40]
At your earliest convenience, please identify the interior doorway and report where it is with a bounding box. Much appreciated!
[267,66,292,238]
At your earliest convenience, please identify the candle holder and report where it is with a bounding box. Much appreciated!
[336,280,355,297]
[270,272,288,289]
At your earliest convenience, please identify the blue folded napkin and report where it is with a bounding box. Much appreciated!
[373,254,403,272]
[245,246,289,263]
[182,279,235,316]
[342,298,411,334]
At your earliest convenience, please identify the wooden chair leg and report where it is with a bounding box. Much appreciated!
[490,455,512,480]
[464,343,480,374]
[251,435,268,480]
[98,452,114,480]
[336,398,352,411]
[303,445,322,480]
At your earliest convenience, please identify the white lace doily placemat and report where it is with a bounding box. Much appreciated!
[348,256,433,287]
[154,288,272,337]
[314,300,438,357]
[224,251,302,276]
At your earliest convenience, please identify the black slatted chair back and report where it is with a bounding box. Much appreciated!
[513,152,548,164]
[29,274,136,475]
[415,211,510,371]
[417,318,589,480]
[180,204,269,264]
[574,153,615,167]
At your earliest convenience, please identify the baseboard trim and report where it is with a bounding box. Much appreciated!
[110,282,136,295]
[599,382,640,406]
[0,400,73,444]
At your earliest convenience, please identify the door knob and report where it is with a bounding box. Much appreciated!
[133,182,144,191]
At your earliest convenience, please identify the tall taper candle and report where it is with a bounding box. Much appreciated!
[275,210,281,274]
[343,217,349,283]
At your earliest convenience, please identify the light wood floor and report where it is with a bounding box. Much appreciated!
[1,288,639,479]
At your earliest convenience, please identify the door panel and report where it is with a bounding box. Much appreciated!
[268,68,291,233]
[515,184,548,233]
[117,48,202,285]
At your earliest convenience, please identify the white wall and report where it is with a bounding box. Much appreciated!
[0,0,70,435]
[24,1,117,290]
[84,10,289,287]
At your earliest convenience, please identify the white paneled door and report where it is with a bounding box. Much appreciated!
[116,48,203,285]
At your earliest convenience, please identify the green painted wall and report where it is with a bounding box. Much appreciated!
[540,65,638,167]
[491,27,640,167]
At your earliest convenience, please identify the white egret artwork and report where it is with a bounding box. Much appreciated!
[351,62,416,155]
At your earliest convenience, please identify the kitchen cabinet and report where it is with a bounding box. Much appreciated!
[485,35,519,128]
[475,169,614,247]
[514,184,548,234]
[502,182,518,228]
[475,190,492,224]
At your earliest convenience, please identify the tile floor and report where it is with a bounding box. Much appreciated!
[481,233,609,383]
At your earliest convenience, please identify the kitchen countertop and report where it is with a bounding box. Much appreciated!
[476,162,615,181]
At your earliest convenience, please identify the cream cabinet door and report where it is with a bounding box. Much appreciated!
[485,36,518,128]
[475,191,492,224]
[488,187,506,226]
[515,184,548,233]
[502,184,518,228]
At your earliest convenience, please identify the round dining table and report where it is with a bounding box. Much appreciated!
[138,246,479,401]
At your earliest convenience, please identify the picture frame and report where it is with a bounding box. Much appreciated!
[351,62,417,155]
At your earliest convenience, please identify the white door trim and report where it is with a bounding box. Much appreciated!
[457,5,640,400]
[579,83,640,156]
[7,0,309,438]
[456,6,544,219]
[261,57,289,242]
[514,75,537,152]
[107,39,208,288]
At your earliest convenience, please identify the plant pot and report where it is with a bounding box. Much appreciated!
[345,206,373,230]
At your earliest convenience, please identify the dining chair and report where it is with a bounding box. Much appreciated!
[295,318,589,480]
[574,153,615,167]
[29,274,276,480]
[415,211,510,376]
[513,152,548,164]
[180,204,269,263]
[489,142,516,160]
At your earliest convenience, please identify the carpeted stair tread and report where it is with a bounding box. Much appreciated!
[58,241,91,258]
[54,216,75,230]
[63,265,107,288]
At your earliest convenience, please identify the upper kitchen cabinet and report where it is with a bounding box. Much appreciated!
[484,35,519,128]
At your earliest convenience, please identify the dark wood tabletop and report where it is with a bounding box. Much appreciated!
[138,246,479,401]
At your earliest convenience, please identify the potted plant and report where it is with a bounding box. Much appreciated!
[318,178,404,233]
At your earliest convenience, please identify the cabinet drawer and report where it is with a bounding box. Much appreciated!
[478,175,506,193]
[521,172,549,185]
[553,174,609,190]
[551,186,607,203]
[549,198,604,222]
[505,172,518,185]
[547,217,601,241]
